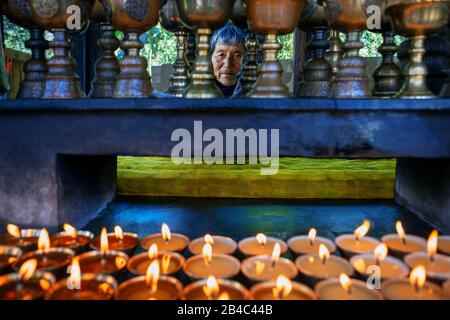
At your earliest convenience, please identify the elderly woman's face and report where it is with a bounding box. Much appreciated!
[212,43,245,87]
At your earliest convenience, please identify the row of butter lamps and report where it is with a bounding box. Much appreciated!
[1,220,450,300]
[2,0,450,99]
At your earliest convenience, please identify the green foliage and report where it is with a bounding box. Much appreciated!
[3,16,30,54]
[278,33,294,60]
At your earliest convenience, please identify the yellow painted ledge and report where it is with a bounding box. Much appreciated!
[117,157,396,199]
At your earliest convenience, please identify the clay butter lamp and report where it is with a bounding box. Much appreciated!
[183,243,241,280]
[110,0,165,98]
[0,245,22,275]
[381,221,426,259]
[287,228,336,256]
[29,0,94,98]
[78,227,129,277]
[3,0,48,98]
[323,0,372,98]
[443,279,450,297]
[297,0,332,97]
[141,223,189,253]
[238,233,288,256]
[438,235,450,256]
[90,225,139,256]
[370,0,402,97]
[51,223,94,254]
[350,243,409,281]
[335,220,381,258]
[0,258,56,300]
[88,0,121,98]
[241,242,298,283]
[244,0,306,97]
[189,234,237,256]
[404,230,450,284]
[159,0,190,97]
[13,228,74,279]
[382,265,447,300]
[184,275,250,300]
[46,257,117,300]
[0,224,40,252]
[315,273,383,300]
[116,260,183,300]
[250,275,316,300]
[295,244,354,287]
[176,0,235,98]
[386,0,450,98]
[127,243,185,276]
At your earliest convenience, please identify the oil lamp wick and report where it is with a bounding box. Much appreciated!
[430,253,435,263]
[401,237,406,245]
[308,239,314,246]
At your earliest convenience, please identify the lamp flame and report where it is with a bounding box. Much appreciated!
[272,275,292,300]
[256,233,267,246]
[427,230,438,257]
[203,243,213,266]
[218,292,230,300]
[38,228,50,251]
[7,224,21,238]
[114,226,124,240]
[18,259,38,281]
[204,234,214,245]
[374,243,388,264]
[339,273,352,294]
[410,265,426,291]
[100,227,109,254]
[148,244,158,260]
[396,221,406,241]
[63,224,77,239]
[271,242,281,267]
[145,260,160,294]
[203,275,219,300]
[319,244,330,264]
[115,257,126,269]
[308,228,317,244]
[256,261,266,276]
[161,223,171,242]
[353,258,366,273]
[68,257,81,290]
[162,254,171,274]
[354,220,371,240]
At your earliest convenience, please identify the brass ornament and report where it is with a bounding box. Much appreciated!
[387,0,450,99]
[324,0,372,98]
[370,0,401,97]
[4,0,48,98]
[159,0,190,97]
[298,0,332,97]
[89,0,121,98]
[110,0,164,98]
[176,0,235,99]
[29,0,93,99]
[245,0,306,98]
[325,30,344,78]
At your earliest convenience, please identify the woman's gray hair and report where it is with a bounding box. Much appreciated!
[210,23,246,54]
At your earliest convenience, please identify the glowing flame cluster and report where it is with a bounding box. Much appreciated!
[396,221,406,241]
[427,230,438,256]
[145,260,160,295]
[339,273,352,293]
[374,243,388,264]
[203,243,213,266]
[271,242,281,266]
[204,234,214,245]
[100,227,109,254]
[7,224,21,238]
[202,275,229,300]
[308,228,317,244]
[319,244,330,264]
[18,259,38,281]
[114,226,124,240]
[354,220,370,240]
[148,244,171,274]
[68,257,81,290]
[410,265,426,291]
[272,275,292,300]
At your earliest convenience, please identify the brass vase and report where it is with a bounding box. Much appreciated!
[370,0,401,97]
[323,0,373,98]
[387,0,450,99]
[4,0,48,98]
[186,32,196,73]
[176,0,235,98]
[29,0,94,99]
[109,0,164,98]
[159,0,190,98]
[298,0,332,97]
[88,0,120,98]
[231,0,258,96]
[325,30,344,78]
[245,0,306,98]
